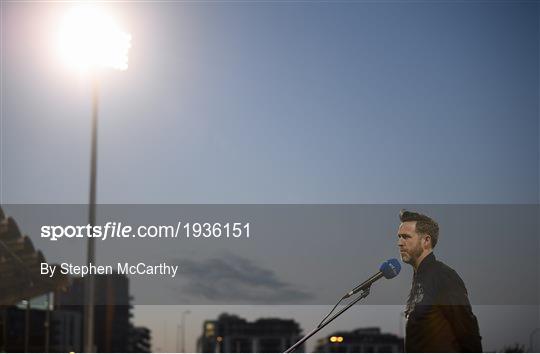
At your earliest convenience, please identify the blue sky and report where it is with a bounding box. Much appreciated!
[1,1,538,204]
[1,0,539,352]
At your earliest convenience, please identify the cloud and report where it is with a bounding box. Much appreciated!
[169,254,313,304]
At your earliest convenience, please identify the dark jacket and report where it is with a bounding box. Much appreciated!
[405,253,482,352]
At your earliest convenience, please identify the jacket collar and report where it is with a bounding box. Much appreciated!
[415,251,435,275]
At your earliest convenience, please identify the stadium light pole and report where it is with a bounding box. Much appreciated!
[56,4,131,352]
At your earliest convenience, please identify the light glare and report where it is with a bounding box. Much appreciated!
[57,5,131,72]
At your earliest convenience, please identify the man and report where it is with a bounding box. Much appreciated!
[397,210,482,352]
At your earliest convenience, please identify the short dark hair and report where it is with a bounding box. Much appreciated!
[399,210,439,248]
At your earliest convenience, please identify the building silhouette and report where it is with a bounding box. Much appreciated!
[0,303,81,352]
[0,207,151,352]
[0,207,72,352]
[55,274,151,352]
[0,208,68,306]
[314,327,403,353]
[197,313,304,353]
[0,274,152,353]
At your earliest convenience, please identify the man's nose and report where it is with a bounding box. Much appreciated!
[397,238,404,246]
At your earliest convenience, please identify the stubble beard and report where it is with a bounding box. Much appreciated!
[401,244,423,266]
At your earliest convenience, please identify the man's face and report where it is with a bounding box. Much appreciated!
[397,221,424,265]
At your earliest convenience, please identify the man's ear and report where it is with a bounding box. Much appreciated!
[423,234,432,249]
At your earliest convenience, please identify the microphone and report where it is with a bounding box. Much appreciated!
[343,258,401,299]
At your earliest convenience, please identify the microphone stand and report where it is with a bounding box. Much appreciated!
[284,287,371,353]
